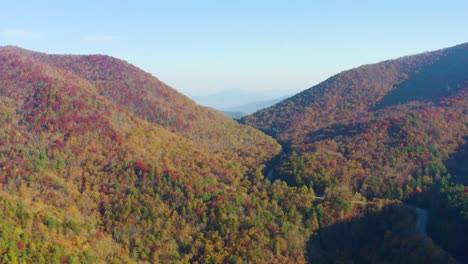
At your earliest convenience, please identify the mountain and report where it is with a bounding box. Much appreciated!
[23,49,280,158]
[223,95,290,115]
[0,46,322,263]
[220,110,248,119]
[243,42,468,193]
[218,96,290,119]
[243,42,468,261]
[0,45,462,263]
[193,89,290,110]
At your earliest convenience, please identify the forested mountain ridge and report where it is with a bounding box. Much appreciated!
[0,45,462,263]
[243,42,468,196]
[243,43,468,261]
[0,46,315,263]
[6,46,281,157]
[244,43,467,142]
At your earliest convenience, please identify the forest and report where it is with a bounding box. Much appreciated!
[244,42,468,263]
[0,43,467,263]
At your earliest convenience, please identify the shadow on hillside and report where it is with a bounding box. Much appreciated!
[413,140,468,263]
[308,123,365,142]
[405,186,468,264]
[375,47,468,110]
[445,137,468,185]
[306,204,455,264]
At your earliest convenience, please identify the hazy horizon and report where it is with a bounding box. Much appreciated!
[1,1,467,98]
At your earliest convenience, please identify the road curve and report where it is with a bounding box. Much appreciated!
[407,206,429,236]
[266,167,274,181]
[264,167,428,236]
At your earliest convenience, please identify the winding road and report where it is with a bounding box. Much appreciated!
[407,206,429,236]
[265,167,428,235]
[266,167,274,181]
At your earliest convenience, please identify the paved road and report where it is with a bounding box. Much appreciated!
[266,167,274,181]
[265,167,428,235]
[407,206,429,236]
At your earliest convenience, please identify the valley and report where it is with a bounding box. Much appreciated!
[0,42,467,263]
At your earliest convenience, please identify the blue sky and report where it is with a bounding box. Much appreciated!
[1,1,467,99]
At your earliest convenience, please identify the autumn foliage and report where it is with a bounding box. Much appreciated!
[0,43,466,263]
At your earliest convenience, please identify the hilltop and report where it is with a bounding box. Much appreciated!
[0,46,313,263]
[243,42,468,261]
[243,42,468,196]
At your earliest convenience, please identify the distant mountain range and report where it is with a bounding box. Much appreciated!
[220,110,248,119]
[192,89,290,111]
[218,96,290,119]
[224,96,289,113]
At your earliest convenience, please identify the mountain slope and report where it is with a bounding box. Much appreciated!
[0,46,459,263]
[11,47,280,160]
[244,43,467,142]
[0,46,321,263]
[243,43,467,195]
[243,43,468,262]
[243,43,468,261]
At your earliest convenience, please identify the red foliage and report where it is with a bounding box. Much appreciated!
[16,242,25,250]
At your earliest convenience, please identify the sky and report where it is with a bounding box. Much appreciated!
[1,1,467,100]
